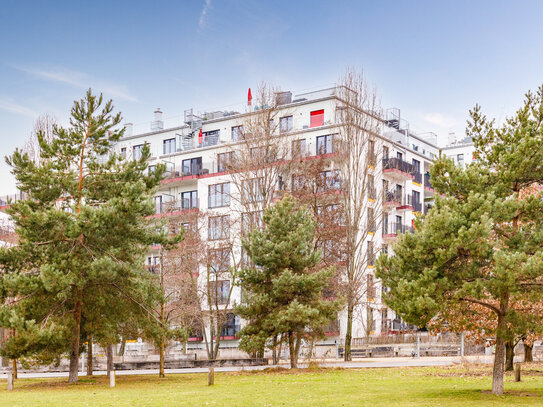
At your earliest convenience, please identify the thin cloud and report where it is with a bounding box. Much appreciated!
[17,66,138,103]
[0,98,39,118]
[199,0,212,29]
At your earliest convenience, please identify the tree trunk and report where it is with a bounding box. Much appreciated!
[68,297,82,383]
[159,337,165,378]
[344,302,354,361]
[106,344,114,377]
[272,334,278,364]
[524,341,533,362]
[505,341,514,372]
[492,313,507,395]
[86,339,93,376]
[183,340,187,355]
[12,359,17,380]
[119,337,126,357]
[288,332,299,368]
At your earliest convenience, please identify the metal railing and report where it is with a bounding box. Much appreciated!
[382,157,415,175]
[383,222,414,235]
[424,173,433,189]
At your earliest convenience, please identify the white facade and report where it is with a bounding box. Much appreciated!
[114,86,440,350]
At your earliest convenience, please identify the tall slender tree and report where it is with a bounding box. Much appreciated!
[0,90,166,382]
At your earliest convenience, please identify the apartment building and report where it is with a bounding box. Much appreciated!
[114,86,439,353]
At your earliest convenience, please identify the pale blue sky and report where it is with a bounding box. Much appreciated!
[1,0,543,193]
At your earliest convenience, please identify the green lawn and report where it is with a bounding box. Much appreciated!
[1,364,543,406]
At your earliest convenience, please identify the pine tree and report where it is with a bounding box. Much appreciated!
[236,195,342,368]
[0,90,167,382]
[376,85,543,395]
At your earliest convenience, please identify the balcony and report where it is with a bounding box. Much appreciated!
[154,198,199,216]
[424,203,433,214]
[382,222,414,242]
[424,173,434,196]
[383,158,416,181]
[383,191,402,209]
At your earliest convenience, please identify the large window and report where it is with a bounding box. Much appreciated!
[280,115,293,132]
[208,183,230,208]
[208,247,231,274]
[133,144,144,160]
[292,139,307,158]
[310,109,325,128]
[221,313,240,337]
[181,190,198,209]
[316,135,334,155]
[208,215,230,240]
[242,178,264,202]
[120,147,126,158]
[231,125,243,141]
[241,211,263,234]
[318,170,341,191]
[292,174,308,192]
[163,138,176,155]
[209,280,231,305]
[217,152,234,172]
[182,157,202,176]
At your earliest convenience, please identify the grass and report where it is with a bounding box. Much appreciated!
[2,363,543,406]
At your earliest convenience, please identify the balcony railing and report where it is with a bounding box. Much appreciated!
[155,198,199,214]
[382,222,414,236]
[383,157,415,174]
[413,171,422,184]
[0,192,28,207]
[424,173,433,190]
[383,190,402,205]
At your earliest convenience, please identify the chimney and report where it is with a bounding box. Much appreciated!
[151,108,164,131]
[447,132,456,146]
[124,122,133,137]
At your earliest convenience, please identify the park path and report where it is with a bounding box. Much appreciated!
[0,355,493,379]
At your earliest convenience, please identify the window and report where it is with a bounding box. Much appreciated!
[208,183,230,208]
[412,159,421,174]
[231,125,243,141]
[367,273,375,301]
[310,109,324,128]
[367,208,376,233]
[368,139,376,165]
[412,190,421,211]
[242,178,264,202]
[217,151,234,172]
[318,204,344,227]
[316,135,334,155]
[201,130,220,147]
[397,152,403,161]
[280,115,293,132]
[221,313,240,336]
[120,147,126,158]
[208,215,230,240]
[367,175,376,199]
[182,157,202,176]
[291,174,306,191]
[240,247,254,268]
[148,165,156,175]
[241,211,263,234]
[319,239,347,263]
[457,154,465,167]
[133,144,144,160]
[208,247,231,274]
[383,146,389,160]
[209,280,231,305]
[292,139,307,158]
[318,170,341,191]
[163,138,176,155]
[367,241,375,266]
[181,190,198,209]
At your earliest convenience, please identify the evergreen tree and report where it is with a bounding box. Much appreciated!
[0,90,167,382]
[236,195,342,368]
[376,85,543,395]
